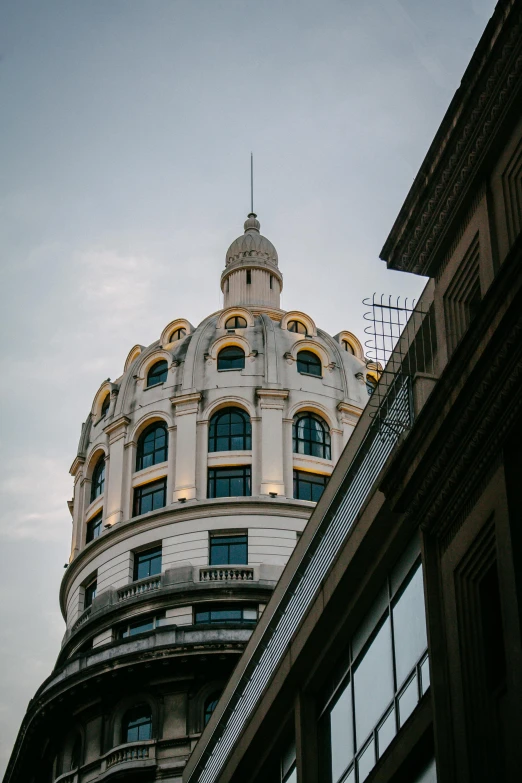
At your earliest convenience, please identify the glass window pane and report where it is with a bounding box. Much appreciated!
[357,737,375,783]
[330,680,354,783]
[420,656,430,695]
[398,674,419,727]
[377,707,395,758]
[230,542,247,564]
[393,565,428,687]
[353,617,394,748]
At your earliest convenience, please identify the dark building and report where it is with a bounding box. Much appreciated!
[184,2,522,783]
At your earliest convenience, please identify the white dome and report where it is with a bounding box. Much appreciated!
[225,213,278,267]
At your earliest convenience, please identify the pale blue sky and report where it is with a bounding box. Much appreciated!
[0,0,495,772]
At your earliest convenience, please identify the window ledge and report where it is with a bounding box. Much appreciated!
[132,463,168,487]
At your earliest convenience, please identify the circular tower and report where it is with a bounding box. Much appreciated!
[4,215,371,783]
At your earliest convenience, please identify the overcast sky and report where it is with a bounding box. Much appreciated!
[0,0,496,773]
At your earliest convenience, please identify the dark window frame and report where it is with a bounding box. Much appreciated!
[84,577,97,608]
[100,393,110,418]
[119,613,164,639]
[293,412,332,460]
[293,469,328,503]
[225,316,248,329]
[194,604,258,625]
[208,466,251,499]
[133,545,162,581]
[147,360,168,388]
[209,532,248,565]
[217,345,246,371]
[136,422,168,471]
[288,320,307,334]
[133,478,167,517]
[296,350,322,377]
[208,407,252,453]
[122,704,153,743]
[86,511,103,543]
[342,340,355,354]
[90,456,105,502]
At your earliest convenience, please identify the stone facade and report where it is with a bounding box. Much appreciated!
[4,215,370,783]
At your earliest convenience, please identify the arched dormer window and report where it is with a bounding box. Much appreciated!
[296,350,322,377]
[147,360,168,388]
[287,320,307,334]
[122,704,153,743]
[217,346,245,371]
[170,327,186,342]
[100,393,110,418]
[70,736,82,770]
[293,412,331,460]
[225,316,247,329]
[136,422,168,471]
[204,692,222,726]
[366,375,377,396]
[342,339,355,354]
[90,456,105,502]
[209,408,251,452]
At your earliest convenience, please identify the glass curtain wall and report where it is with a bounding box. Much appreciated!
[320,540,430,783]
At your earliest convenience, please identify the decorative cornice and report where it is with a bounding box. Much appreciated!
[103,415,130,437]
[381,2,522,276]
[256,388,289,409]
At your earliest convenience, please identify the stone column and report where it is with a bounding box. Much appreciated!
[69,457,85,559]
[170,392,201,501]
[103,415,130,527]
[337,401,361,445]
[257,389,289,497]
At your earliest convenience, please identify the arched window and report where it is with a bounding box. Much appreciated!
[170,327,186,342]
[70,735,82,770]
[100,393,110,418]
[296,350,322,377]
[136,422,168,471]
[225,316,247,329]
[90,456,105,502]
[204,692,222,726]
[293,412,331,460]
[208,408,251,452]
[342,339,355,354]
[147,360,168,387]
[366,375,377,396]
[287,320,307,334]
[122,704,153,743]
[217,345,245,371]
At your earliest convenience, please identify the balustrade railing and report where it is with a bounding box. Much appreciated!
[71,606,91,632]
[117,576,161,602]
[105,741,154,768]
[199,566,254,582]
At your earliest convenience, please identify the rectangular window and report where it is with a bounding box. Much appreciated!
[293,470,328,502]
[133,477,167,516]
[246,269,251,284]
[134,545,162,581]
[208,466,251,498]
[319,547,428,783]
[84,578,97,608]
[194,604,257,625]
[86,512,103,543]
[210,533,248,565]
[119,612,164,639]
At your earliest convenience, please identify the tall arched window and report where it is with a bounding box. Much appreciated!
[225,316,247,329]
[287,320,307,334]
[169,327,186,342]
[204,692,222,726]
[136,422,168,471]
[122,704,153,743]
[217,346,245,371]
[100,393,110,418]
[90,456,105,502]
[293,412,331,460]
[70,736,82,770]
[208,408,251,452]
[147,360,168,387]
[296,350,322,377]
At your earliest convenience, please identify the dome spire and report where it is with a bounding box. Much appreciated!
[250,151,254,215]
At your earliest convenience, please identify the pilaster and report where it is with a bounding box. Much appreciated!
[257,389,289,497]
[103,415,130,527]
[170,392,202,501]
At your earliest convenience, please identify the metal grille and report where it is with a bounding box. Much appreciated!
[192,378,413,783]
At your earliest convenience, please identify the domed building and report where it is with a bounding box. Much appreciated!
[4,214,371,783]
